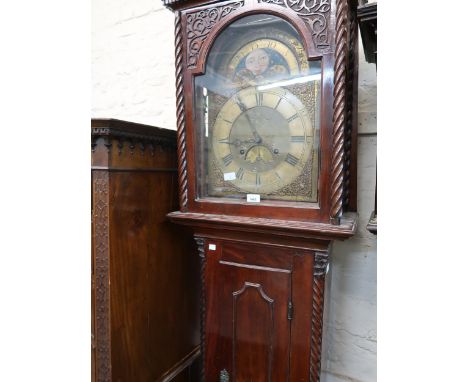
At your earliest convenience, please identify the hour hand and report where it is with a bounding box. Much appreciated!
[218,138,256,147]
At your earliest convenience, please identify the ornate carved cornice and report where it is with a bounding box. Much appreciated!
[91,119,176,153]
[259,0,331,49]
[186,2,244,69]
[164,0,331,52]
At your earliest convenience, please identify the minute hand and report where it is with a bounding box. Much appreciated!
[237,99,262,143]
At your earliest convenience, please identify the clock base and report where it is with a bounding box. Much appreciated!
[167,211,357,382]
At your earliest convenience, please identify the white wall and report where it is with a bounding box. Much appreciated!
[92,0,177,128]
[320,35,377,382]
[92,1,377,381]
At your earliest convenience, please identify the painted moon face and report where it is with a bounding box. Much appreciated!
[245,48,270,76]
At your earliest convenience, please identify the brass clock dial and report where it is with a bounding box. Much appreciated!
[195,14,321,203]
[212,86,313,194]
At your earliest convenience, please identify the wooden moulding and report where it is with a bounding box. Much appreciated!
[168,211,357,241]
[91,118,178,172]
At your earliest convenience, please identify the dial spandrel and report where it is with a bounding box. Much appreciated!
[194,14,321,203]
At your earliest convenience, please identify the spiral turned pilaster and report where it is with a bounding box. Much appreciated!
[331,0,349,224]
[310,252,329,382]
[174,12,188,210]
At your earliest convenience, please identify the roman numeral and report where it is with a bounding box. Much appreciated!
[274,98,282,110]
[255,92,263,106]
[290,136,305,143]
[256,173,261,186]
[223,119,232,124]
[218,137,230,144]
[285,153,299,166]
[287,114,299,123]
[236,167,244,180]
[223,153,233,166]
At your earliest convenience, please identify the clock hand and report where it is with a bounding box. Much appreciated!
[244,113,262,144]
[236,97,262,144]
[218,138,256,146]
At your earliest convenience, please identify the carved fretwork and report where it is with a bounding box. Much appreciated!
[259,0,331,49]
[186,2,244,69]
[330,0,349,224]
[194,237,206,381]
[93,171,111,382]
[91,123,176,157]
[175,11,189,209]
[313,251,329,276]
[310,251,329,382]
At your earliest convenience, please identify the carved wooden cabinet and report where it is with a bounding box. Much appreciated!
[196,236,340,382]
[162,0,360,380]
[91,119,201,382]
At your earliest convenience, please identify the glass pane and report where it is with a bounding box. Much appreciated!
[194,14,321,203]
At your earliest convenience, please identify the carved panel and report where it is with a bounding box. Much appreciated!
[186,2,244,69]
[310,251,329,382]
[232,282,274,382]
[93,171,111,382]
[91,121,176,161]
[259,0,331,49]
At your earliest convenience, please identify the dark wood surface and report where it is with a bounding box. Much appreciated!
[192,232,331,382]
[161,0,360,381]
[91,119,200,382]
[357,2,377,65]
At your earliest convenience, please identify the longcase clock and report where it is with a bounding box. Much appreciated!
[162,0,360,380]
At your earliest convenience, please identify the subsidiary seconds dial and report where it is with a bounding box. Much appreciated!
[212,86,314,194]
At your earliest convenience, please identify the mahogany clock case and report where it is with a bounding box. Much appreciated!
[161,0,360,381]
[164,0,359,225]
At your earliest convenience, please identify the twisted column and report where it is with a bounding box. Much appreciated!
[331,0,349,224]
[174,11,188,210]
[310,252,329,382]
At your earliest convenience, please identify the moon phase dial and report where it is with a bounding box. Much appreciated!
[212,86,314,194]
